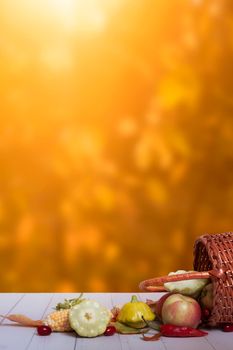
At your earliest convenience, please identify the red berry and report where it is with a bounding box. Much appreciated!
[104,326,116,336]
[201,308,210,321]
[37,325,52,336]
[223,324,233,332]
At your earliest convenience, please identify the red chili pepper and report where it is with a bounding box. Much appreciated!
[142,317,208,341]
[160,324,208,337]
[142,324,208,341]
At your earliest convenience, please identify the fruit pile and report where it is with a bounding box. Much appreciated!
[1,271,232,340]
[145,269,233,337]
[148,269,213,329]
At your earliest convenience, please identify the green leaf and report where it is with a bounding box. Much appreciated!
[112,321,149,334]
[55,294,85,310]
[143,319,161,331]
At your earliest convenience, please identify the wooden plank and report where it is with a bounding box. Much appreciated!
[0,293,25,321]
[27,293,123,350]
[0,293,231,350]
[28,330,77,350]
[161,335,215,350]
[26,293,76,350]
[9,293,53,322]
[0,293,53,350]
[111,292,139,307]
[205,328,233,350]
[77,332,122,350]
[119,332,166,350]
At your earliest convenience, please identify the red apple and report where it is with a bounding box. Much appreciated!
[161,293,202,328]
[155,293,174,321]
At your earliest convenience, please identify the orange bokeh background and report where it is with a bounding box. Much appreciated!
[1,0,233,292]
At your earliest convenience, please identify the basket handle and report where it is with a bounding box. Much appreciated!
[139,270,216,292]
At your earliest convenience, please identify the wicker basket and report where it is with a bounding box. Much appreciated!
[139,232,233,326]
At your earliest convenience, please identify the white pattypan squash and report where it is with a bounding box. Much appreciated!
[164,270,209,297]
[69,299,111,337]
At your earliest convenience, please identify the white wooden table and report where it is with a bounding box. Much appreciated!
[0,293,232,350]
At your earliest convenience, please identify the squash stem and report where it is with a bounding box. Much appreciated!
[131,295,138,303]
